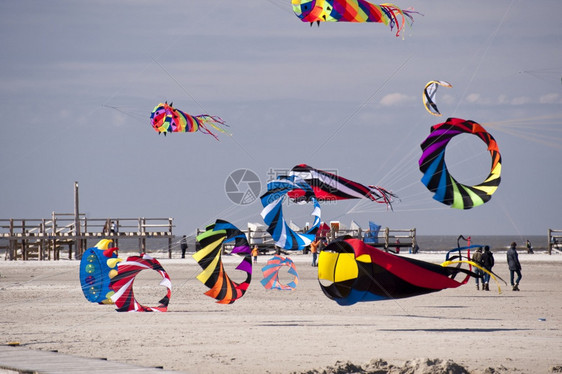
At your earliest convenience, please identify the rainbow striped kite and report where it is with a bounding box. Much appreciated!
[419,118,502,209]
[292,0,417,37]
[194,220,252,304]
[150,102,229,140]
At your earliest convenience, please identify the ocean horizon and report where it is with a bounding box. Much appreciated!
[0,234,551,258]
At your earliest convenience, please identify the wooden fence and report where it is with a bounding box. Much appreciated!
[0,214,174,260]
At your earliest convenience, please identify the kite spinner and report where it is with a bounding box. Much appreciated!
[261,255,299,290]
[419,118,502,209]
[109,254,172,312]
[79,239,120,304]
[260,175,321,250]
[194,220,252,304]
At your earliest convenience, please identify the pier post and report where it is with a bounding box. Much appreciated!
[74,181,82,259]
[140,217,146,254]
[168,218,173,259]
[8,219,15,260]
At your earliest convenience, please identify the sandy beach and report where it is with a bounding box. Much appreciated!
[0,251,561,374]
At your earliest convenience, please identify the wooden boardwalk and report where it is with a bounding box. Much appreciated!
[0,345,186,373]
[1,215,175,261]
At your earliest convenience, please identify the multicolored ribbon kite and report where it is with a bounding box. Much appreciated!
[79,239,121,304]
[292,0,418,37]
[194,220,252,304]
[419,118,502,209]
[423,80,452,116]
[261,176,321,250]
[150,102,229,140]
[288,164,397,209]
[318,238,482,306]
[109,254,172,312]
[261,255,299,290]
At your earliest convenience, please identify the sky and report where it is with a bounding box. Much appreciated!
[1,0,561,239]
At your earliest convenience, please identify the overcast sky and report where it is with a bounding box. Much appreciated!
[1,0,561,239]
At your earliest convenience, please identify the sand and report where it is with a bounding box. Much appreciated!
[0,251,561,374]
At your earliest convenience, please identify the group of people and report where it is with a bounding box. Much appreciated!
[473,241,522,291]
[102,220,118,235]
[472,245,495,291]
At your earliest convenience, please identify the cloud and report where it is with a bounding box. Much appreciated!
[539,93,561,104]
[510,96,532,105]
[466,93,558,106]
[379,93,415,106]
[465,93,494,105]
[440,94,455,105]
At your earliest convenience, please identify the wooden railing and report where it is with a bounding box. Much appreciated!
[0,215,174,261]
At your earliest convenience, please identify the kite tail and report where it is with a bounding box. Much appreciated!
[380,4,421,38]
[442,260,507,294]
[367,185,399,210]
[195,115,231,141]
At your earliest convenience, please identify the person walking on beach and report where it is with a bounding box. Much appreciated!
[481,245,494,291]
[507,242,522,291]
[472,247,484,290]
[526,239,534,254]
[252,245,259,264]
[180,235,188,259]
[310,238,320,267]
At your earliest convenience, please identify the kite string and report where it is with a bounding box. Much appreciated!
[309,54,413,158]
[151,58,207,115]
[452,0,516,116]
[361,0,516,207]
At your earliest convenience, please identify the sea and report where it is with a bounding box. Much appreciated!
[415,234,547,252]
[0,234,549,258]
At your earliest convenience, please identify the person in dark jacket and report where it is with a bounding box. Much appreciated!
[481,245,495,291]
[180,235,188,259]
[472,247,484,290]
[507,242,522,291]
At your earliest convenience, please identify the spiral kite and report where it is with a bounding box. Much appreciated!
[419,117,501,209]
[260,176,321,250]
[261,255,299,290]
[109,254,172,312]
[194,220,252,304]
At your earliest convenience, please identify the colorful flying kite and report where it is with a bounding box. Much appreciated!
[261,255,299,290]
[109,254,172,312]
[79,239,121,304]
[261,176,321,250]
[318,238,482,306]
[194,220,252,304]
[423,80,452,116]
[291,0,417,37]
[288,164,397,209]
[150,102,229,140]
[419,118,502,209]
